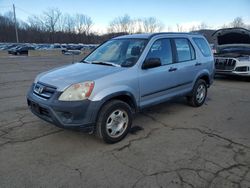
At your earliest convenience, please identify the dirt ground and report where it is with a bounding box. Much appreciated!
[0,55,250,188]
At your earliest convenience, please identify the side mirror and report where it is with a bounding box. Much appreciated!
[142,58,161,69]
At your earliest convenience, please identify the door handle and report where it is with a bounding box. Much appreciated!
[195,62,202,66]
[168,67,177,72]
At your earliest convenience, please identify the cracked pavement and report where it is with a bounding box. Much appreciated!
[0,56,250,188]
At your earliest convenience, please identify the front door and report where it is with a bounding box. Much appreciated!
[139,38,178,108]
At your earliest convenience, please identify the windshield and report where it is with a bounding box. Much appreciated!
[84,39,147,67]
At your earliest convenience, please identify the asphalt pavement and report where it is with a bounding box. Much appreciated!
[0,55,249,188]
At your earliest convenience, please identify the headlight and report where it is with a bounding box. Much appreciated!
[59,81,94,101]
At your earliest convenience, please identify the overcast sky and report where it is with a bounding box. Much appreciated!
[0,0,249,33]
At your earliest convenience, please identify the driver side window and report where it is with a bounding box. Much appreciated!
[146,39,173,65]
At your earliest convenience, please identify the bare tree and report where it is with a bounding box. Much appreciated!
[166,26,173,32]
[4,11,14,23]
[108,19,121,33]
[63,14,75,33]
[197,22,209,30]
[108,15,164,34]
[176,24,183,32]
[75,14,93,35]
[231,17,245,28]
[108,14,132,33]
[57,14,66,32]
[27,15,45,31]
[0,10,98,43]
[18,20,29,30]
[43,8,61,32]
[132,18,144,33]
[221,24,228,29]
[190,25,197,32]
[142,17,164,33]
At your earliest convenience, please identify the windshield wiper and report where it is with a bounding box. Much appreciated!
[81,60,90,64]
[91,61,120,67]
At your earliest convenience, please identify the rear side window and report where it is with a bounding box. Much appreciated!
[174,38,195,62]
[193,37,211,57]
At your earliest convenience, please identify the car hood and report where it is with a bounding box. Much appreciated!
[212,27,250,46]
[37,62,124,91]
[212,28,250,56]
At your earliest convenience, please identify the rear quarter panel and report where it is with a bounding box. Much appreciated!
[189,36,215,86]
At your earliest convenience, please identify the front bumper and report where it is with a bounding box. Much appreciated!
[215,70,250,77]
[214,57,250,77]
[27,84,100,131]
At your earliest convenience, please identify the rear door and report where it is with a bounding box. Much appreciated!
[171,38,198,93]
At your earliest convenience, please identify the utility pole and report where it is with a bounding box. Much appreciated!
[13,4,19,43]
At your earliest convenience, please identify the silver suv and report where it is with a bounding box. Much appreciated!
[27,33,214,143]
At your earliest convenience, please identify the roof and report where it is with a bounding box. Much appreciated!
[114,32,202,40]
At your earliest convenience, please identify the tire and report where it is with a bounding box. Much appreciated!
[187,79,207,107]
[96,100,132,144]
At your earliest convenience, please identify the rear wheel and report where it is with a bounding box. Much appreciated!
[96,100,132,144]
[187,79,207,107]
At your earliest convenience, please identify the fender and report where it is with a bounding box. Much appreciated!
[89,90,138,123]
[90,85,139,102]
[193,69,211,87]
[99,91,138,109]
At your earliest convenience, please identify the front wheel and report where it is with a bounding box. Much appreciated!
[187,79,207,107]
[96,100,132,144]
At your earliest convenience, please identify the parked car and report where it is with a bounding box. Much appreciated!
[63,50,82,55]
[213,28,250,77]
[67,44,82,50]
[0,43,18,50]
[8,45,24,54]
[27,33,214,143]
[35,44,51,50]
[8,45,35,55]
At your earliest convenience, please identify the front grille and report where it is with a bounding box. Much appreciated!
[215,58,236,71]
[33,82,56,99]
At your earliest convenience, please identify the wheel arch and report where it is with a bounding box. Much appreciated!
[93,91,138,124]
[199,74,210,86]
[195,72,211,87]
